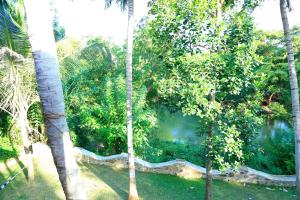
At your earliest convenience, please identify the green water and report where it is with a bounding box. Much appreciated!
[156,107,293,145]
[156,108,203,144]
[258,120,293,143]
[256,120,294,148]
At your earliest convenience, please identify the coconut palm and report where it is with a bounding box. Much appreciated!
[0,47,36,182]
[279,0,300,198]
[23,0,86,199]
[105,0,139,199]
[0,0,34,182]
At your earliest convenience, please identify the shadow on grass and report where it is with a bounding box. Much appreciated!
[0,148,31,181]
[0,148,19,180]
[0,159,62,200]
[82,163,202,200]
[81,163,297,200]
[82,163,129,199]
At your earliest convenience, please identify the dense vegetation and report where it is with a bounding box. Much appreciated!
[0,0,299,199]
[58,38,156,155]
[1,0,299,175]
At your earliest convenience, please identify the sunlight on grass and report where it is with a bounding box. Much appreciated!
[0,155,297,200]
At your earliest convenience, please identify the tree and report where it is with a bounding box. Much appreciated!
[105,0,139,199]
[254,28,300,126]
[0,0,33,182]
[279,0,300,198]
[0,47,36,182]
[141,1,261,200]
[23,0,86,199]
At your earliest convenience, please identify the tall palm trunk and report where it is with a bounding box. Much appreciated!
[15,64,34,182]
[23,0,86,199]
[126,0,139,199]
[18,107,34,182]
[280,0,300,199]
[15,60,34,182]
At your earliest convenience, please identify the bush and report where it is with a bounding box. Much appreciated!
[138,140,206,166]
[247,125,295,175]
[60,38,157,155]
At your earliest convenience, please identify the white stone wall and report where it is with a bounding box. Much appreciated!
[32,143,296,187]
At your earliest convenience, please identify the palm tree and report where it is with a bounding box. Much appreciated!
[279,0,300,198]
[0,47,36,182]
[0,0,33,182]
[105,0,139,199]
[23,0,86,199]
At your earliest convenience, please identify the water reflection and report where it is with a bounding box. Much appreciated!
[157,109,202,144]
[259,120,293,143]
[157,106,293,146]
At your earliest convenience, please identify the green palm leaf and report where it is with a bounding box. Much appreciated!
[0,0,30,56]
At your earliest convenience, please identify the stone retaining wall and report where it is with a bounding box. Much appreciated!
[33,143,296,187]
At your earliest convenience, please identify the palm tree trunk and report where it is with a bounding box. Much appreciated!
[126,0,139,200]
[23,0,86,199]
[280,0,300,199]
[18,109,34,182]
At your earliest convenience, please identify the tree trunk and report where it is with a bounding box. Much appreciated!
[205,125,213,200]
[280,0,300,199]
[18,110,34,182]
[205,91,215,200]
[23,0,86,199]
[126,0,139,200]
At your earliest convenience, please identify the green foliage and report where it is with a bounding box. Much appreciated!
[0,111,10,135]
[0,135,18,161]
[0,0,30,56]
[0,1,43,147]
[57,38,81,60]
[0,0,295,178]
[140,140,206,166]
[53,22,65,42]
[269,102,289,121]
[59,38,157,155]
[249,127,295,175]
[50,0,65,42]
[214,124,244,171]
[27,102,45,143]
[255,27,300,123]
[138,0,262,171]
[0,112,20,161]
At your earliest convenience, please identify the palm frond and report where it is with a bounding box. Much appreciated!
[0,0,30,56]
[104,0,128,11]
[0,47,38,120]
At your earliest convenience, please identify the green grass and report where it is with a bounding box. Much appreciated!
[0,155,296,200]
[0,136,19,161]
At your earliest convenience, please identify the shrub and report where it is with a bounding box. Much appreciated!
[247,125,295,175]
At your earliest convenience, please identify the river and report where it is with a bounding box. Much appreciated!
[156,108,293,145]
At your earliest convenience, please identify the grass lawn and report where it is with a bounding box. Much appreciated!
[0,154,297,200]
[0,136,19,162]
